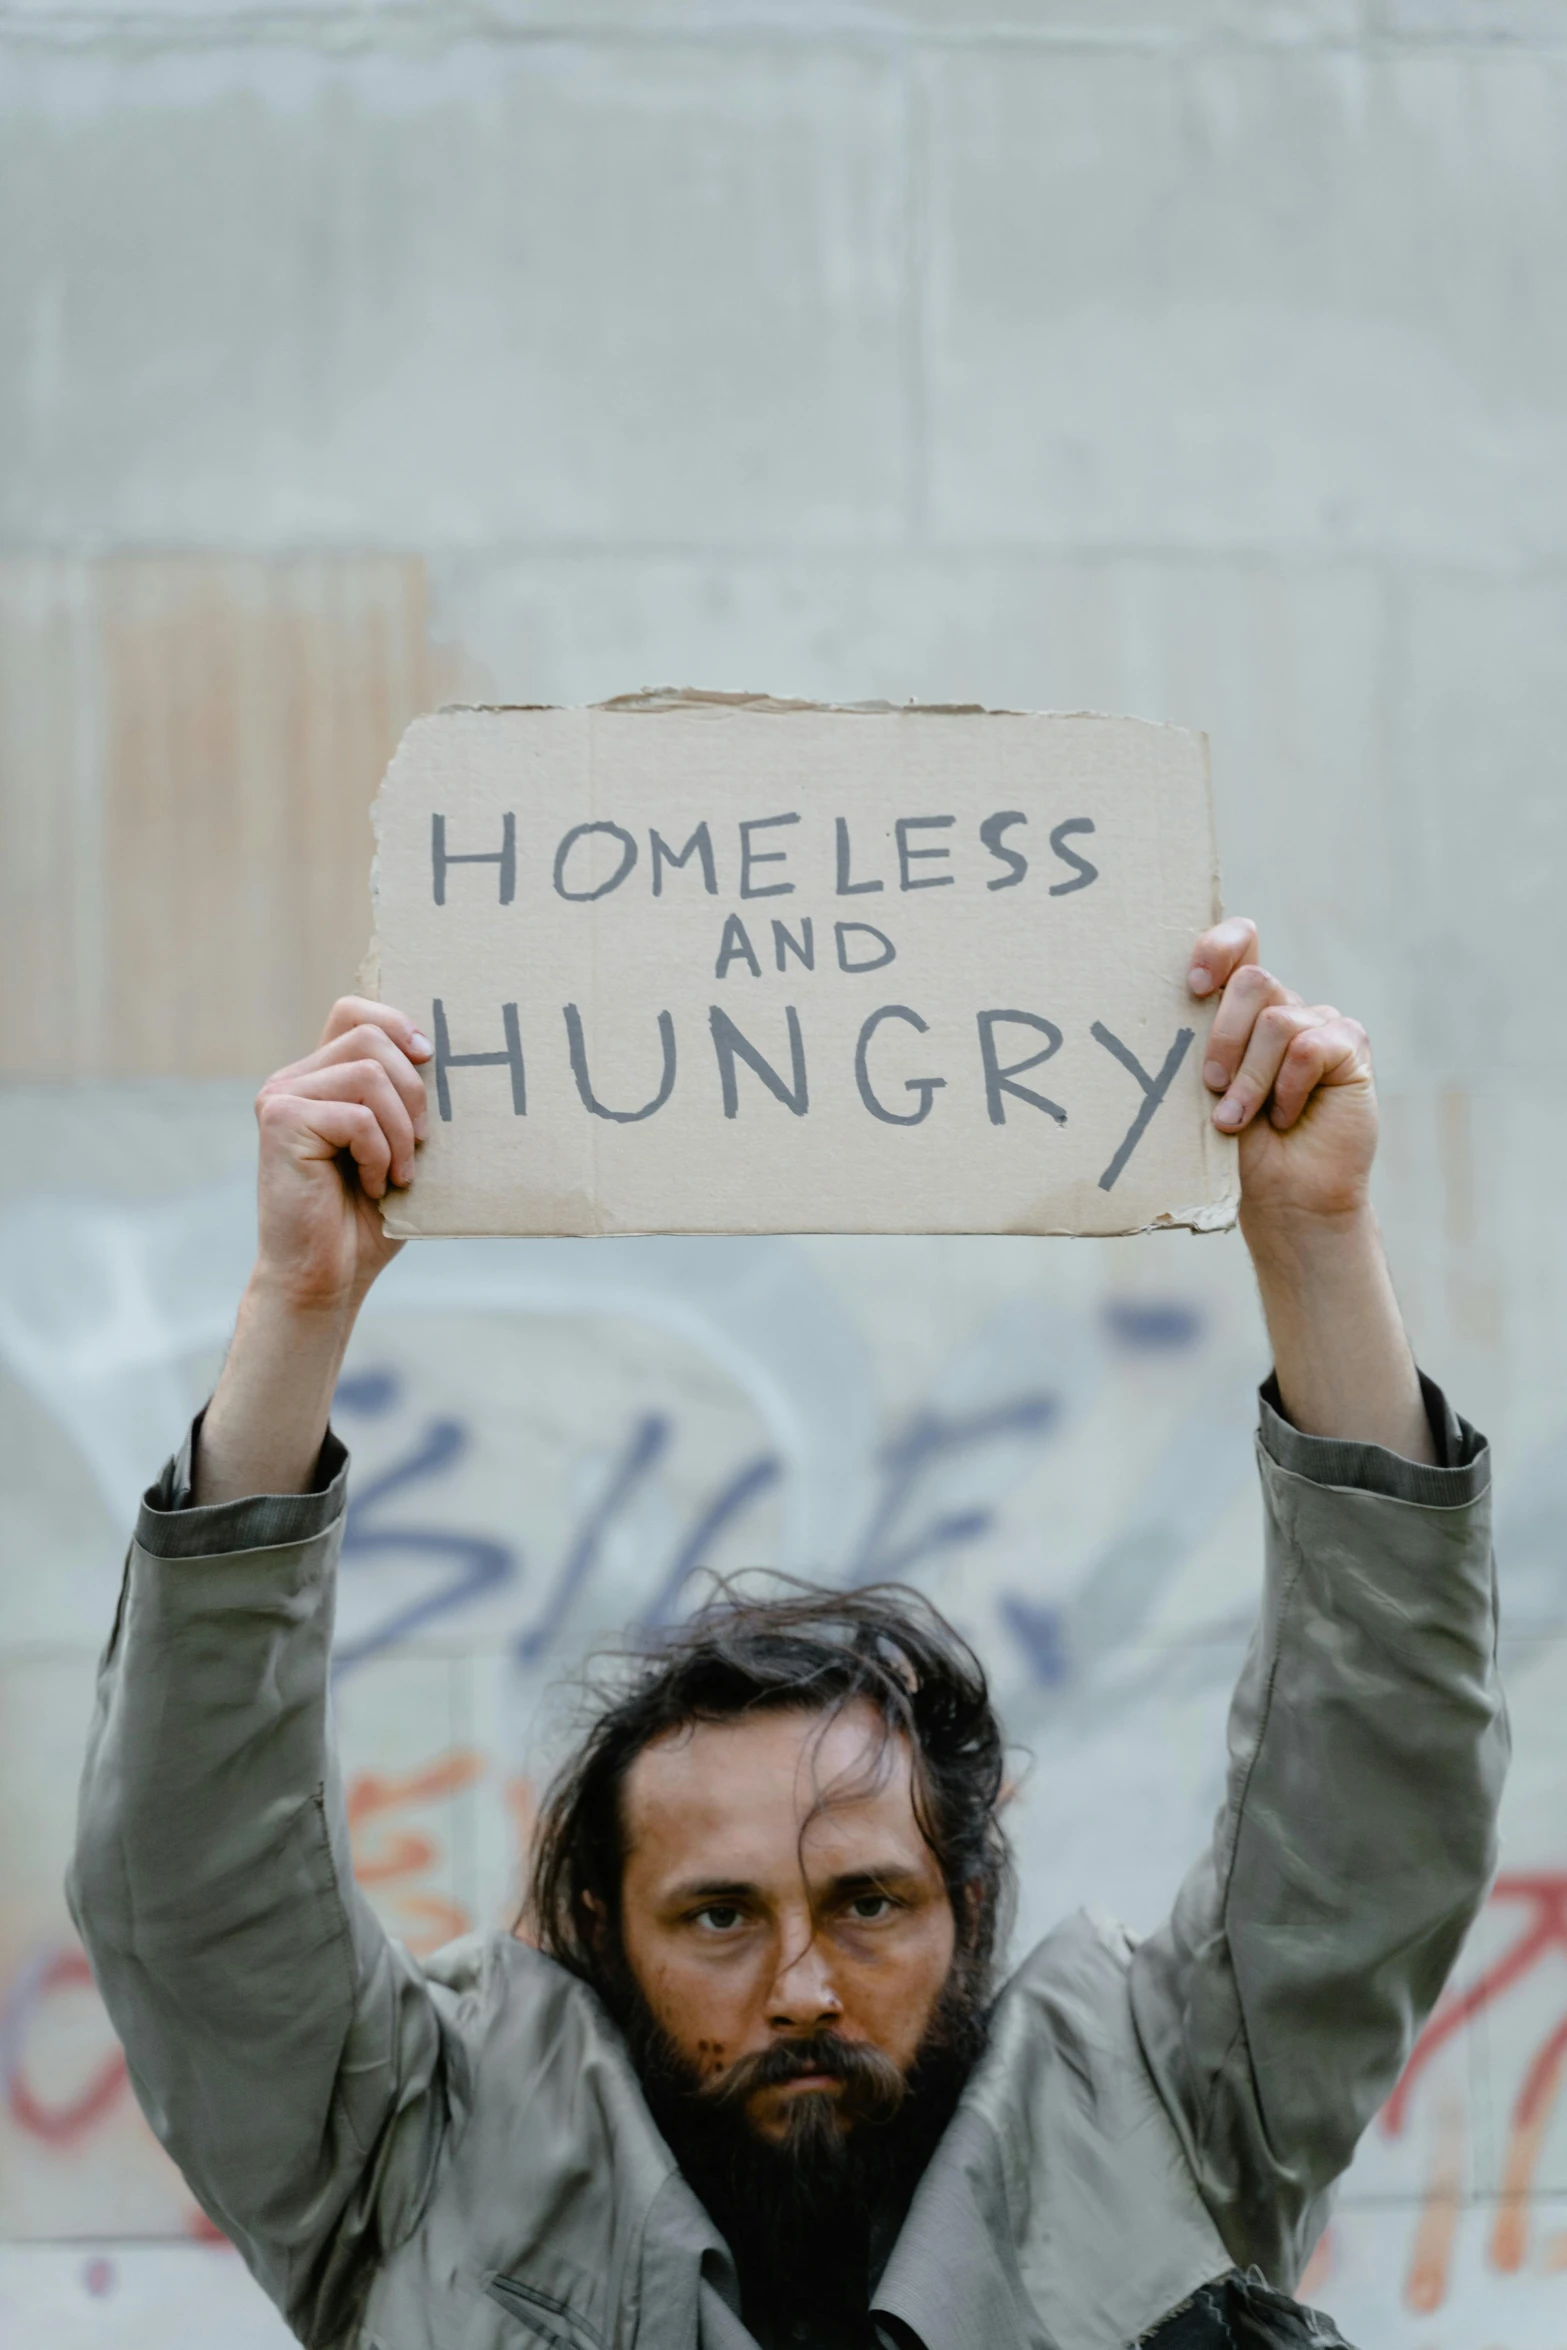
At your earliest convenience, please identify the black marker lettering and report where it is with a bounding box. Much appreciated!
[979,810,1028,891]
[432,812,515,906]
[563,1004,677,1123]
[855,1005,945,1127]
[432,998,526,1122]
[1048,818,1098,896]
[1091,1023,1194,1190]
[977,1011,1066,1127]
[739,813,799,899]
[773,917,815,973]
[650,823,717,896]
[554,820,638,902]
[714,914,762,979]
[835,817,883,896]
[709,1006,809,1119]
[896,815,956,890]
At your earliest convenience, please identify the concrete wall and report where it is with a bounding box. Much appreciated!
[4,4,1567,2342]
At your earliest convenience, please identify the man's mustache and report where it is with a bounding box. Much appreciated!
[699,2032,908,2127]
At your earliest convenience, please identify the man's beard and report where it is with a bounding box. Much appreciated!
[618,1967,989,2335]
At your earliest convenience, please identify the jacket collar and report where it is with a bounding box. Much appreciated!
[871,2103,1055,2350]
[630,2091,1049,2350]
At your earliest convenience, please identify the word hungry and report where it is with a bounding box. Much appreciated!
[429,997,1195,1194]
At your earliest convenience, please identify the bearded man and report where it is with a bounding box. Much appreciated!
[69,919,1505,2350]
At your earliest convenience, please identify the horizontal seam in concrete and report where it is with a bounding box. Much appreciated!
[7,15,1565,64]
[9,539,1567,580]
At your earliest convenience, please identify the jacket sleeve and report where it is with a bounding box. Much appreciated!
[1128,1375,1508,2289]
[66,1422,466,2350]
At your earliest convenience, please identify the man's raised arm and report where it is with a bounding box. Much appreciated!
[67,1001,453,2346]
[1129,922,1508,2286]
[196,995,430,1501]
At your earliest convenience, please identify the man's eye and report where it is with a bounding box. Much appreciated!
[694,1905,744,1932]
[847,1894,895,1922]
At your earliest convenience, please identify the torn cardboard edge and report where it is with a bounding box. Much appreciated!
[438,688,1204,727]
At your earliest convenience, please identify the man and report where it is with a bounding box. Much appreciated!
[69,918,1505,2350]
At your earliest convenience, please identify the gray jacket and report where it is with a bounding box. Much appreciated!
[68,1383,1506,2350]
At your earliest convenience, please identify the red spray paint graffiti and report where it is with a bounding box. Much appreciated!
[1385,1872,1567,2304]
[0,1944,128,2144]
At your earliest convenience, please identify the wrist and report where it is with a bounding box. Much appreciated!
[1239,1193,1378,1277]
[226,1266,361,1432]
[243,1261,368,1341]
[196,1273,358,1505]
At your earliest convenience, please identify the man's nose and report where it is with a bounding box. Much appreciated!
[767,1926,844,2030]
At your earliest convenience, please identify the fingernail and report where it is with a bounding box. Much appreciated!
[410,1030,433,1058]
[1187,967,1214,996]
[1214,1096,1243,1130]
[1203,1059,1227,1091]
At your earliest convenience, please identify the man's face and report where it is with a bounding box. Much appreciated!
[618,1700,957,2146]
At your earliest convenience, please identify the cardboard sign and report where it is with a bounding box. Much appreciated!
[367,694,1238,1237]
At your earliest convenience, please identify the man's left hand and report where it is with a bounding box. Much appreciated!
[1189,917,1376,1230]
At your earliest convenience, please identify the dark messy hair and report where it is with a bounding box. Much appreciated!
[526,1579,1015,2006]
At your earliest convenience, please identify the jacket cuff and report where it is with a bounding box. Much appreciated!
[1258,1372,1489,1508]
[136,1411,350,1560]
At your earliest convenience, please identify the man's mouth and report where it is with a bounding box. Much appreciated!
[693,2028,907,2129]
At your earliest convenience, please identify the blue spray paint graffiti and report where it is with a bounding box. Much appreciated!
[334,1372,516,1676]
[847,1395,1060,1584]
[515,1413,670,1665]
[639,1452,785,1630]
[326,1287,1218,1688]
[331,1374,1070,1677]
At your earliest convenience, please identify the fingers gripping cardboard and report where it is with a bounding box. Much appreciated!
[366,694,1238,1237]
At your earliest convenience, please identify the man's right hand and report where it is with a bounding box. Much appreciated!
[253,997,432,1312]
[194,999,432,1505]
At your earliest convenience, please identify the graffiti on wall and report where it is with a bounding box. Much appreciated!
[2,1181,1566,2340]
